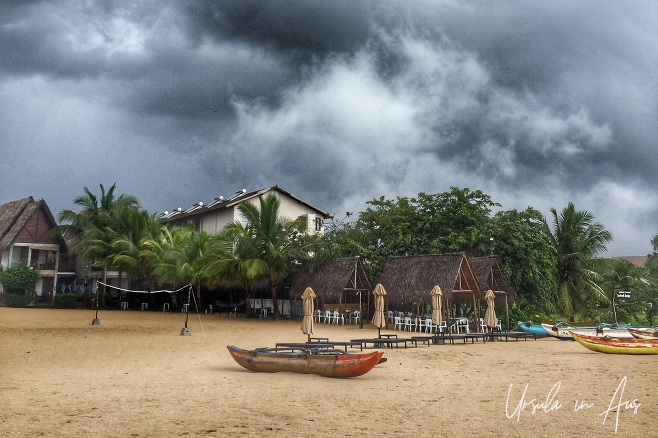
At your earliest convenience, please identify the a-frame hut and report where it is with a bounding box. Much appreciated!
[470,256,515,330]
[378,253,480,317]
[470,256,515,306]
[290,257,372,316]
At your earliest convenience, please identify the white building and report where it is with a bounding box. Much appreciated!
[160,185,329,235]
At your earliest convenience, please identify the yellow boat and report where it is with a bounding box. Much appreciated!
[570,331,658,355]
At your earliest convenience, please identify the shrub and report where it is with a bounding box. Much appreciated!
[0,260,40,291]
[54,293,76,308]
[5,293,31,308]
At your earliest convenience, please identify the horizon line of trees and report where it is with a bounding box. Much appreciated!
[51,183,658,324]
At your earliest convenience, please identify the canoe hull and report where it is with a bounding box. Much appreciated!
[227,346,384,378]
[570,332,658,355]
[518,322,547,335]
[627,328,658,340]
[535,315,596,326]
[541,324,634,340]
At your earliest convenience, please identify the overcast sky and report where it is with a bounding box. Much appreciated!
[1,1,657,256]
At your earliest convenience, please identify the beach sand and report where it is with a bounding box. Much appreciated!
[0,307,654,437]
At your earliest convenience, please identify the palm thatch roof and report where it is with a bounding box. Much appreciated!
[0,197,62,255]
[289,257,371,303]
[378,253,480,305]
[470,256,515,307]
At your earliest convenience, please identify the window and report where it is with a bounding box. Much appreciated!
[315,217,323,232]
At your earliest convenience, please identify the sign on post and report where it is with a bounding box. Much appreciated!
[617,291,631,299]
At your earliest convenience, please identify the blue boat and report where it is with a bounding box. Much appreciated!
[517,321,548,335]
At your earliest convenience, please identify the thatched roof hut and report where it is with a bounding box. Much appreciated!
[289,257,372,308]
[378,253,480,308]
[470,256,515,308]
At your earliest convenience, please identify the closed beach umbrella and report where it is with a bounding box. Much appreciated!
[371,284,387,338]
[301,287,316,342]
[430,285,443,332]
[484,289,497,330]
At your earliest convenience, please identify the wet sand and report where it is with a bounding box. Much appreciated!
[0,307,654,437]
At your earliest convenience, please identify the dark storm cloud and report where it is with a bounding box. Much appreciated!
[1,0,657,256]
[184,0,372,57]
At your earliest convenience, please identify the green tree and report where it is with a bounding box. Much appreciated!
[544,202,613,320]
[224,194,310,319]
[201,228,261,317]
[107,208,162,307]
[593,258,644,324]
[490,208,557,315]
[142,223,217,308]
[56,183,140,307]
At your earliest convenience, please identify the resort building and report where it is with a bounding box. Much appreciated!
[0,197,74,306]
[160,185,330,235]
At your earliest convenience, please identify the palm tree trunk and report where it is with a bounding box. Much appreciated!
[101,269,107,307]
[270,276,280,319]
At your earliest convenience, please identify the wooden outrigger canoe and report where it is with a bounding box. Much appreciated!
[570,332,658,355]
[542,323,634,340]
[535,315,596,326]
[227,346,384,378]
[627,328,658,340]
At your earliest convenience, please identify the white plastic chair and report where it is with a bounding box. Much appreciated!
[423,318,435,333]
[349,310,361,325]
[403,316,414,331]
[393,316,404,331]
[387,311,396,324]
[478,318,487,332]
[417,317,426,332]
[437,320,447,334]
[330,310,343,325]
[456,317,469,333]
[497,319,502,332]
[323,309,332,323]
[314,309,322,322]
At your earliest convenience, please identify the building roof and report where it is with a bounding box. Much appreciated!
[378,253,480,305]
[469,256,515,307]
[160,185,329,222]
[289,257,372,302]
[0,197,62,254]
[611,256,649,268]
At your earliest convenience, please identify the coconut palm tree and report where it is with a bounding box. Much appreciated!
[224,194,310,319]
[142,222,217,308]
[201,229,263,317]
[594,258,640,324]
[107,208,162,307]
[544,202,612,320]
[56,183,140,307]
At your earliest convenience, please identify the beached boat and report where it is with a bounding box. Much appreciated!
[227,345,384,378]
[517,321,548,335]
[535,315,596,326]
[570,332,658,355]
[627,328,658,340]
[541,323,634,340]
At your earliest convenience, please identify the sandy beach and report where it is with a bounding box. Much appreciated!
[0,307,654,437]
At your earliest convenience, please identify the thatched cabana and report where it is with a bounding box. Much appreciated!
[470,256,515,331]
[470,256,515,307]
[378,253,480,317]
[289,257,372,316]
